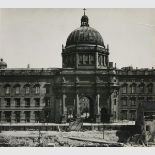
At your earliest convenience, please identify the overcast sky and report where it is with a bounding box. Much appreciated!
[0,8,155,69]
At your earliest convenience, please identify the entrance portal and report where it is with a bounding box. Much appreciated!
[79,96,94,122]
[101,107,110,123]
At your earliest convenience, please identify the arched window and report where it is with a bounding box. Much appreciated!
[34,84,40,94]
[147,84,153,93]
[24,84,30,94]
[4,84,11,95]
[122,84,128,94]
[14,84,20,94]
[139,83,145,94]
[44,84,50,94]
[130,83,136,94]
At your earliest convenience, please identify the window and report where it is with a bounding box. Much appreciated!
[35,111,40,122]
[5,86,10,95]
[114,99,117,105]
[15,85,20,94]
[0,111,1,121]
[147,84,153,94]
[129,110,136,121]
[25,85,30,94]
[147,97,153,102]
[25,111,30,122]
[90,54,95,64]
[35,85,40,94]
[130,84,136,94]
[45,85,50,94]
[45,98,50,107]
[25,98,30,107]
[130,97,136,106]
[139,84,145,93]
[121,110,127,120]
[79,54,83,64]
[85,54,89,64]
[98,55,101,65]
[5,111,11,122]
[121,97,127,106]
[138,97,144,101]
[15,111,20,123]
[122,84,127,94]
[5,98,11,107]
[34,98,40,107]
[15,98,20,107]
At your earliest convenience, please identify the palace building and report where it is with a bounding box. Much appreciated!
[0,11,155,124]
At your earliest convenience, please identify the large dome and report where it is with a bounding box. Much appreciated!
[66,15,105,48]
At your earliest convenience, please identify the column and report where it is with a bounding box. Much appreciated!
[96,94,101,123]
[31,111,35,123]
[1,111,5,123]
[103,55,105,66]
[109,93,114,123]
[95,52,98,69]
[61,94,66,123]
[76,52,79,69]
[21,111,25,123]
[75,93,80,118]
[11,111,15,123]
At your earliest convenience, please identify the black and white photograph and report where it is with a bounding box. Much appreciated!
[0,7,155,148]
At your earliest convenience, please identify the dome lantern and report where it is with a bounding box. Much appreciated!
[81,8,89,27]
[0,58,7,69]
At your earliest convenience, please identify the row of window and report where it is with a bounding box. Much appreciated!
[121,96,153,106]
[120,110,136,120]
[0,111,49,123]
[0,98,50,107]
[121,83,153,94]
[0,84,50,95]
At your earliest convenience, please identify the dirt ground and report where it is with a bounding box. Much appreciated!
[0,130,120,147]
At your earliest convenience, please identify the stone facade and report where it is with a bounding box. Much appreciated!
[0,13,154,124]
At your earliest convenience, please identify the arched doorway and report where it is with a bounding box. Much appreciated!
[79,96,94,122]
[101,107,110,123]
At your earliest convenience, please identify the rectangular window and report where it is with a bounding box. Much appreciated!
[122,85,127,94]
[148,85,153,94]
[130,98,136,106]
[0,111,1,121]
[131,85,136,94]
[79,54,83,64]
[15,98,20,107]
[45,85,50,94]
[114,99,117,105]
[45,98,50,107]
[5,98,11,107]
[35,86,40,94]
[85,54,89,64]
[147,97,153,102]
[121,110,127,120]
[15,111,20,123]
[25,111,30,122]
[34,98,40,107]
[121,98,127,106]
[139,85,145,93]
[25,98,30,107]
[5,111,11,122]
[35,111,40,122]
[129,110,136,121]
[88,54,94,64]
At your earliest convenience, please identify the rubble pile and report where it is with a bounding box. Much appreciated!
[0,130,120,147]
